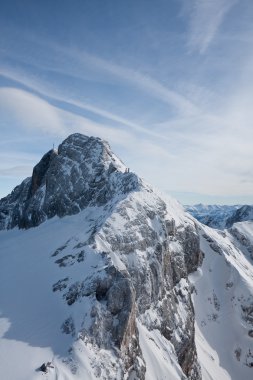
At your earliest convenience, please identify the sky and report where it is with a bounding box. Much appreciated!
[0,0,253,205]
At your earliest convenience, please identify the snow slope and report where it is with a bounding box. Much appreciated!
[190,222,253,380]
[0,209,102,380]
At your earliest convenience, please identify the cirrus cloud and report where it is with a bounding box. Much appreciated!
[0,87,65,135]
[185,0,237,53]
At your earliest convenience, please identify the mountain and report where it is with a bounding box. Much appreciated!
[0,134,202,380]
[0,133,252,380]
[186,204,253,230]
[226,205,253,228]
[0,134,132,229]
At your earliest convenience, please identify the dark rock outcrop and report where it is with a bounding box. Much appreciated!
[226,205,253,228]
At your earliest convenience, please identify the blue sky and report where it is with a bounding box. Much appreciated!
[0,0,253,204]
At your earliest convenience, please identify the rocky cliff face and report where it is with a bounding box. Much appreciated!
[0,134,136,230]
[49,185,203,379]
[0,133,202,379]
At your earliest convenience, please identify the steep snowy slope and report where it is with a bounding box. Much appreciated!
[0,134,202,380]
[229,221,253,260]
[190,222,253,380]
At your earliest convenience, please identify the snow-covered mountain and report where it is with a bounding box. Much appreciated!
[0,133,252,380]
[226,205,253,228]
[185,204,253,230]
[190,221,253,379]
[0,134,202,380]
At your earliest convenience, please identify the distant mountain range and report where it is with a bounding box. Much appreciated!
[185,204,253,229]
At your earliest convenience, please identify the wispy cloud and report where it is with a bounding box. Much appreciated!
[0,165,33,177]
[1,63,201,144]
[0,66,169,141]
[0,87,65,135]
[0,151,41,183]
[1,35,201,116]
[0,86,133,145]
[72,49,199,115]
[0,85,175,163]
[185,0,237,53]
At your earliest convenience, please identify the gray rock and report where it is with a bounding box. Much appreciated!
[0,134,139,230]
[1,133,202,379]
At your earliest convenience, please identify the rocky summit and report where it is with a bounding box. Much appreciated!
[0,134,138,229]
[0,133,252,380]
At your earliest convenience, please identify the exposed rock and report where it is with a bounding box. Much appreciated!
[61,316,76,337]
[177,224,203,276]
[0,134,138,230]
[52,277,69,292]
[241,304,253,326]
[38,362,54,373]
[29,149,58,196]
[0,133,202,379]
[226,205,253,228]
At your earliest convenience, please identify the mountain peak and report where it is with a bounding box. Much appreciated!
[0,133,137,230]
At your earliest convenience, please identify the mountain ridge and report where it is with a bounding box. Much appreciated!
[0,133,202,380]
[185,203,253,229]
[0,133,252,380]
[0,133,138,230]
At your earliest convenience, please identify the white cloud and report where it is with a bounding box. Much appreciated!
[55,45,200,116]
[0,86,141,149]
[0,40,200,118]
[59,109,138,147]
[0,87,65,135]
[0,67,167,140]
[0,165,33,177]
[185,0,237,53]
[0,86,175,177]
